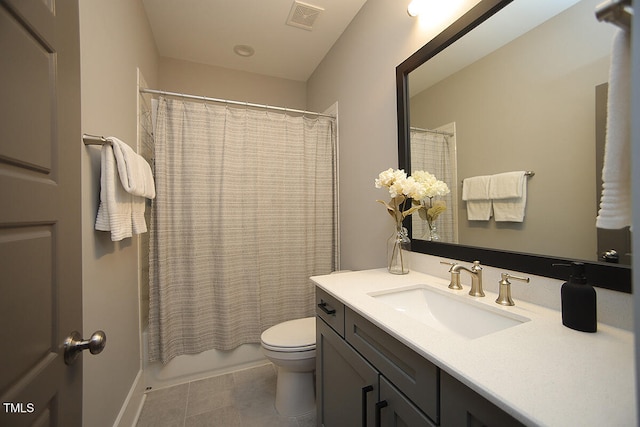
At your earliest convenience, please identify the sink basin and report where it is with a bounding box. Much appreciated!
[369,285,530,340]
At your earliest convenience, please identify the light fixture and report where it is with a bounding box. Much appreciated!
[233,44,255,57]
[407,0,427,17]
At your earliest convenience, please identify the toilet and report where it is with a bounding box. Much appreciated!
[260,316,316,416]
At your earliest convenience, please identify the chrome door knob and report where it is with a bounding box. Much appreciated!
[63,330,106,365]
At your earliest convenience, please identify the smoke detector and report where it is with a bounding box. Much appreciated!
[286,1,324,31]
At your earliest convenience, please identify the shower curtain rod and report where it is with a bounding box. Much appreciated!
[139,88,335,119]
[410,126,454,137]
[595,0,633,31]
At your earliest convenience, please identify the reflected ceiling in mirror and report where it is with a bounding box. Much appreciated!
[396,0,631,292]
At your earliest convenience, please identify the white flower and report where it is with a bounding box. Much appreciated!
[412,170,450,198]
[402,176,428,201]
[376,168,450,225]
[375,168,406,190]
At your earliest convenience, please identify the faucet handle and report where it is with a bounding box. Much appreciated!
[439,260,457,270]
[495,273,530,306]
[440,261,463,290]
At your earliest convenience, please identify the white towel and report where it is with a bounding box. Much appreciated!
[95,144,134,241]
[107,136,156,199]
[95,138,154,240]
[488,171,525,199]
[596,29,631,229]
[462,175,492,221]
[491,172,527,222]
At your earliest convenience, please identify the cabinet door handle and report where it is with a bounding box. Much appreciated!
[361,385,374,427]
[317,301,336,315]
[375,400,388,427]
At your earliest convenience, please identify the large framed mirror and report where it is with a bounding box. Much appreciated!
[397,0,631,293]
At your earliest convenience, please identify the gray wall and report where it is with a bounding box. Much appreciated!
[158,56,307,110]
[79,0,158,425]
[307,0,484,270]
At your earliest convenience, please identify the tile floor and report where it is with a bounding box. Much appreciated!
[136,363,316,427]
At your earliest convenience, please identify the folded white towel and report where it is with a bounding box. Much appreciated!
[462,175,491,200]
[95,144,134,241]
[492,174,527,222]
[488,171,525,199]
[107,136,156,199]
[596,29,631,229]
[462,176,492,221]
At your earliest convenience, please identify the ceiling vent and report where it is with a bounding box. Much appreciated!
[286,1,324,31]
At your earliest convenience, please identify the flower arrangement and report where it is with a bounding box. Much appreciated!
[411,170,450,231]
[375,168,450,272]
[375,168,449,274]
[374,168,425,225]
[375,168,450,225]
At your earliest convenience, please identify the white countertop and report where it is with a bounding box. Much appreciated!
[311,268,637,427]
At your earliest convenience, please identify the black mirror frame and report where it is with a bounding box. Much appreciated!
[396,0,631,293]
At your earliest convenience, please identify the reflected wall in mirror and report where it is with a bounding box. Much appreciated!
[396,0,631,292]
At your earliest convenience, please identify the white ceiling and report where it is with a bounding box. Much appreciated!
[141,0,368,82]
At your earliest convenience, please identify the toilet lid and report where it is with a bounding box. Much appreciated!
[261,317,316,352]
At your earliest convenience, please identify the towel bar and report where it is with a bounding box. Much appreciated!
[461,171,534,185]
[83,134,110,145]
[595,0,633,31]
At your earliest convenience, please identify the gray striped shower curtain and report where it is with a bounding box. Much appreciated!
[149,97,337,363]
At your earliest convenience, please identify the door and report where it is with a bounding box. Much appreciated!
[377,377,435,427]
[0,0,83,426]
[316,318,378,427]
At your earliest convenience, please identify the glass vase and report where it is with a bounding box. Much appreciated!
[387,225,411,274]
[424,221,440,241]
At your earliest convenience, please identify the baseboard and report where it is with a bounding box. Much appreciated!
[112,369,146,427]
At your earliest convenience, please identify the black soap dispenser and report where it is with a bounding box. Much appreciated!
[558,262,597,332]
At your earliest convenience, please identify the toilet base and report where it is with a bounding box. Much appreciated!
[274,368,315,417]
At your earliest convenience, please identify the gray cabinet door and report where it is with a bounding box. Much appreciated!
[440,371,525,427]
[378,376,436,427]
[0,0,83,425]
[317,317,378,427]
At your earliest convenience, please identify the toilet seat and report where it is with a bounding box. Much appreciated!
[261,317,316,352]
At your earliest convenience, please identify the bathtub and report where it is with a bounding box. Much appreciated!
[142,329,269,391]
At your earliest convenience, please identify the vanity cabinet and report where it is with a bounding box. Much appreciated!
[316,287,526,427]
[317,314,434,427]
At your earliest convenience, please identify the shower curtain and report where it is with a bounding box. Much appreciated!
[410,129,456,243]
[149,97,337,363]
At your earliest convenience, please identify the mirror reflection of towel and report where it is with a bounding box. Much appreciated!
[462,175,491,221]
[490,172,527,222]
[597,29,631,229]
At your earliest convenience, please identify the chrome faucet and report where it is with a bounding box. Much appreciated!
[451,261,484,297]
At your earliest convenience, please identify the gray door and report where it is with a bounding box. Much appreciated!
[0,0,83,426]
